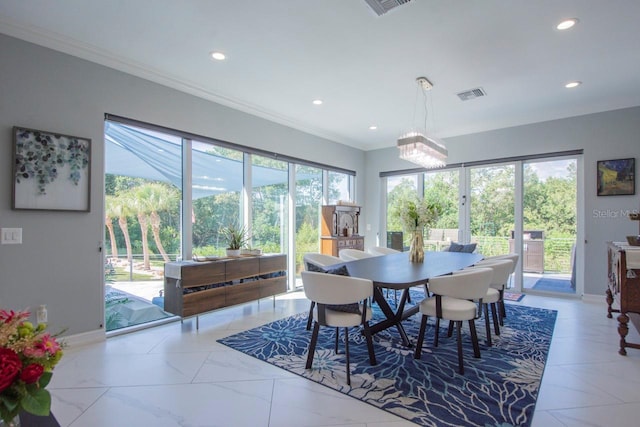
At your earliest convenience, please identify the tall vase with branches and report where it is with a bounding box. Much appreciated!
[392,195,440,263]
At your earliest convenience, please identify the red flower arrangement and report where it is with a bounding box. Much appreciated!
[0,309,63,423]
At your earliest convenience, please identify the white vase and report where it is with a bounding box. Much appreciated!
[226,249,241,257]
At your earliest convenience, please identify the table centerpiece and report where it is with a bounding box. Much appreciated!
[392,196,440,263]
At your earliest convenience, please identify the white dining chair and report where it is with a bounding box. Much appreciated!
[302,271,377,385]
[303,253,343,330]
[339,248,377,261]
[458,259,512,346]
[476,255,517,323]
[368,246,400,256]
[304,253,342,269]
[414,267,493,374]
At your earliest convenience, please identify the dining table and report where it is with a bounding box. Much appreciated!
[336,250,484,347]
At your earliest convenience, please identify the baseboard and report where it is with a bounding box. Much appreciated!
[582,293,606,304]
[106,315,179,337]
[59,328,105,348]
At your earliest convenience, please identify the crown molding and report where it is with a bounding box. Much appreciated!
[0,18,364,150]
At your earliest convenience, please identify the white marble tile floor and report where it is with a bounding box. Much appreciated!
[49,292,640,426]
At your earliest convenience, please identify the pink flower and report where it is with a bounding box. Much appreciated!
[38,334,61,355]
[23,334,61,359]
[22,346,46,359]
[0,309,29,324]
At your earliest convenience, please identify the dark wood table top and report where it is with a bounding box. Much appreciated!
[338,251,484,289]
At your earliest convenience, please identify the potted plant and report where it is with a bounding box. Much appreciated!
[221,222,248,257]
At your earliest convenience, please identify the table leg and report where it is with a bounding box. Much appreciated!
[370,287,414,347]
[606,288,614,318]
[618,312,629,356]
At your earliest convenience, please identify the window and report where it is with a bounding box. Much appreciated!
[251,155,289,253]
[328,171,351,204]
[191,141,243,256]
[295,165,323,276]
[105,117,355,316]
[386,174,418,249]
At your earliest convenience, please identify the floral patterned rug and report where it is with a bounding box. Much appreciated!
[218,293,556,427]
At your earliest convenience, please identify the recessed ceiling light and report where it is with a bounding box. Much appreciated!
[210,51,226,61]
[565,81,582,88]
[369,125,377,130]
[557,18,578,30]
[312,99,323,105]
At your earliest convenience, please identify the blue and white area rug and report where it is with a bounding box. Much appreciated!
[218,297,556,427]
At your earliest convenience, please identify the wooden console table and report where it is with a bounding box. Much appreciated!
[606,241,640,355]
[164,254,287,328]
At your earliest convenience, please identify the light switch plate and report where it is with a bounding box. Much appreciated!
[1,228,22,244]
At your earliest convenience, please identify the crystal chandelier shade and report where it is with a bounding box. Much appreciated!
[397,132,448,169]
[397,77,447,169]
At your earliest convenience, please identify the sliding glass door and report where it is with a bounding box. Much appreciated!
[466,164,515,257]
[424,169,460,250]
[522,158,577,294]
[294,165,322,277]
[386,174,419,250]
[383,153,581,297]
[251,155,289,254]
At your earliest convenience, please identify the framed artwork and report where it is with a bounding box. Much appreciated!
[12,126,91,211]
[597,158,635,196]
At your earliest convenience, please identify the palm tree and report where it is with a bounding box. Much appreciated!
[143,183,179,262]
[110,194,134,267]
[105,195,120,261]
[129,187,153,270]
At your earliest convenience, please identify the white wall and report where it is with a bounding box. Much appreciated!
[0,34,365,335]
[365,107,640,296]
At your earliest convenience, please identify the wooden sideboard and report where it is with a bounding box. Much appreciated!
[606,241,640,355]
[164,254,287,327]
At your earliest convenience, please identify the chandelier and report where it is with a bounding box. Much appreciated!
[397,77,448,169]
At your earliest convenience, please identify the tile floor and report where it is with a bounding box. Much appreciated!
[49,291,640,427]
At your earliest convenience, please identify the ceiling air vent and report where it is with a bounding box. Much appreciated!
[456,87,487,101]
[364,0,412,16]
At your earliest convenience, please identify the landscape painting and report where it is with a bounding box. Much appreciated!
[597,158,635,196]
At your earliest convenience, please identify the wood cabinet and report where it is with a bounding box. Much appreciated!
[320,204,364,257]
[164,254,287,325]
[321,236,365,257]
[606,241,640,355]
[321,204,360,237]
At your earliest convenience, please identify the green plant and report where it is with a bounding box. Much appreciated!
[221,223,249,250]
[391,194,441,232]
